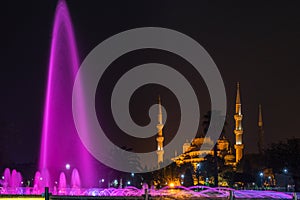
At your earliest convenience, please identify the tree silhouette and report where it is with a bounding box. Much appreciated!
[183,167,194,187]
[265,138,300,191]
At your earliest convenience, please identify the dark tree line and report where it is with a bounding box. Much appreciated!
[265,138,300,191]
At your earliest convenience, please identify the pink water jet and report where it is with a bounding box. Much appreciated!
[58,172,66,195]
[33,171,41,194]
[71,168,81,188]
[0,168,22,194]
[3,168,11,187]
[39,0,98,188]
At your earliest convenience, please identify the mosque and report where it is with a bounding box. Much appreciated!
[155,82,265,169]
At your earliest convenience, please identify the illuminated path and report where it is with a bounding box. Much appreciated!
[0,186,296,199]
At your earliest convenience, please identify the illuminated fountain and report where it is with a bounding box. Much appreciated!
[58,172,66,195]
[0,170,295,199]
[0,168,22,194]
[38,0,98,189]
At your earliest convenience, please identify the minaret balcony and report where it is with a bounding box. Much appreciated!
[156,137,164,143]
[234,144,244,149]
[156,124,164,129]
[234,129,243,135]
[234,114,243,120]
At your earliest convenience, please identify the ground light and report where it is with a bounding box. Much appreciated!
[169,182,175,188]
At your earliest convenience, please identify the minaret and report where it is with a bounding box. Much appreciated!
[234,82,244,163]
[156,96,164,166]
[258,104,264,154]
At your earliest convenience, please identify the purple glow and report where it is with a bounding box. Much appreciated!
[0,170,295,199]
[0,168,22,194]
[38,0,98,187]
[70,168,81,189]
[58,172,66,194]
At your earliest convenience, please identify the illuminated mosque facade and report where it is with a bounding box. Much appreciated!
[156,82,264,169]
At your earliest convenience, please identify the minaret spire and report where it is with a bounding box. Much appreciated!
[234,82,244,163]
[258,104,263,127]
[258,104,264,154]
[236,82,241,105]
[156,96,164,166]
[158,95,163,125]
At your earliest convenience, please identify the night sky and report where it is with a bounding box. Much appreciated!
[1,1,300,167]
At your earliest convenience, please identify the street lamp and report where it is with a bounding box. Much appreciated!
[259,172,264,189]
[65,163,71,170]
[113,179,118,187]
[196,163,201,185]
[283,168,288,191]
